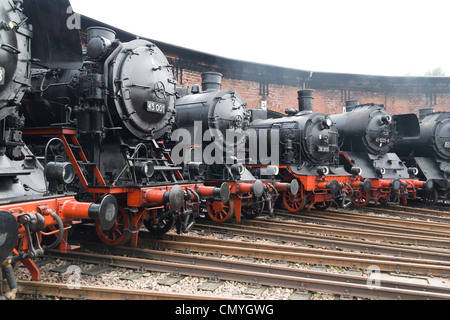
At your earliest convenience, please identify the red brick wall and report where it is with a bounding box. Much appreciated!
[175,69,450,116]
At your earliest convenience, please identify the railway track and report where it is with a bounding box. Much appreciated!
[39,245,450,300]
[190,221,449,261]
[360,205,450,224]
[16,205,450,300]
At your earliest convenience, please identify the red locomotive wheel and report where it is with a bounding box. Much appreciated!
[95,208,132,246]
[352,191,370,207]
[206,199,235,223]
[282,184,306,212]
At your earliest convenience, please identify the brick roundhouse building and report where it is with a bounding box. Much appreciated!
[82,16,450,116]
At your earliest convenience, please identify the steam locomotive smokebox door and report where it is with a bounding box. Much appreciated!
[109,39,175,141]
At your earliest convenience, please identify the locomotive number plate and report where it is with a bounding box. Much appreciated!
[375,137,390,144]
[147,101,166,114]
[444,141,450,149]
[318,146,330,153]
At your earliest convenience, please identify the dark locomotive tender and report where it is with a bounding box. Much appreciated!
[248,90,368,212]
[329,101,432,206]
[174,72,298,222]
[394,108,450,204]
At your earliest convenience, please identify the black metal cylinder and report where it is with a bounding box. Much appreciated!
[297,89,314,112]
[345,100,360,112]
[419,108,434,120]
[87,26,116,42]
[202,72,222,92]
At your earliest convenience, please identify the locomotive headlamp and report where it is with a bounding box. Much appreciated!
[188,162,206,176]
[375,167,386,177]
[351,167,363,176]
[317,166,330,176]
[45,162,76,185]
[407,167,419,176]
[380,115,392,125]
[231,163,245,176]
[133,161,155,179]
[322,118,333,129]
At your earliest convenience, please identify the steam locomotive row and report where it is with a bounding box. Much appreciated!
[247,90,368,212]
[394,109,450,204]
[329,102,433,206]
[1,0,449,301]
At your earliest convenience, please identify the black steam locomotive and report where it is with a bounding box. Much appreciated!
[174,72,298,222]
[395,108,450,204]
[247,90,367,211]
[329,102,432,206]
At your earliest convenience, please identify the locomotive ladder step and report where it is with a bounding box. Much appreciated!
[154,165,183,171]
[76,161,98,166]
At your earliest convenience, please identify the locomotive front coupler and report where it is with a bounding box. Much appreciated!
[175,206,196,234]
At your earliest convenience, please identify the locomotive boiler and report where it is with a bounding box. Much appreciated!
[395,109,450,203]
[248,90,367,212]
[174,72,298,221]
[329,102,432,206]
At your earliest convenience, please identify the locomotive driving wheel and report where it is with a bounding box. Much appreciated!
[206,199,235,223]
[282,183,306,212]
[352,190,370,207]
[95,207,132,246]
[421,189,438,205]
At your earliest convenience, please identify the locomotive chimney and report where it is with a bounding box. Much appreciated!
[344,100,360,113]
[202,72,223,92]
[87,27,116,42]
[297,89,314,112]
[419,108,434,120]
[86,27,116,60]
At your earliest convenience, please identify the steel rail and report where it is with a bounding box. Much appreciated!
[17,280,226,300]
[190,223,450,261]
[301,209,450,232]
[46,250,450,300]
[236,218,450,248]
[273,210,450,238]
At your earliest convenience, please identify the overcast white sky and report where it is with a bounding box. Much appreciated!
[70,0,450,77]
